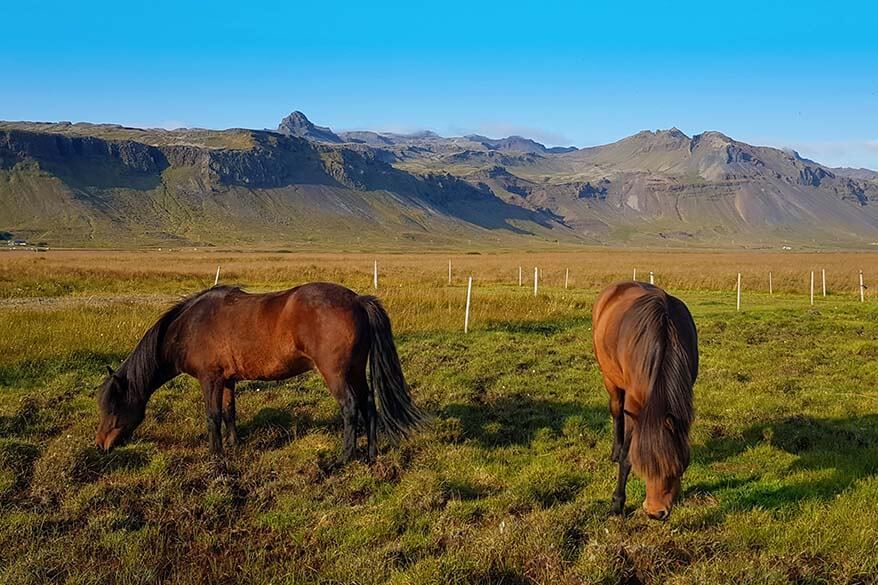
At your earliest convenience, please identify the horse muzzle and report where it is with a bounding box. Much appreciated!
[95,428,123,452]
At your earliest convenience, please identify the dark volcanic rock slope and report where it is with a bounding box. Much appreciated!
[0,121,569,246]
[276,111,343,143]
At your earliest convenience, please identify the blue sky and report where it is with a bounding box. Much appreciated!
[3,0,877,168]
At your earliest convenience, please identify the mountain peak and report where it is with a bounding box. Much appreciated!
[623,128,691,151]
[277,111,342,143]
[629,128,690,141]
[694,130,734,144]
[666,127,688,139]
[465,134,551,154]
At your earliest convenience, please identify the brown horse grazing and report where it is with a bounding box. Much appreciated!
[96,283,422,462]
[592,281,698,520]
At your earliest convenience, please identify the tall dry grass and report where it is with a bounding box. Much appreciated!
[1,248,876,299]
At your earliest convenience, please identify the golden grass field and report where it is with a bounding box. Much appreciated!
[2,247,876,302]
[1,248,877,584]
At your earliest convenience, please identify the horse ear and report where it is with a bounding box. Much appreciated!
[664,416,675,431]
[105,365,115,377]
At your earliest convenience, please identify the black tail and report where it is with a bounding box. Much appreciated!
[358,295,423,441]
[627,292,697,478]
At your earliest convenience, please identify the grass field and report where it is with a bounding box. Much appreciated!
[1,249,877,584]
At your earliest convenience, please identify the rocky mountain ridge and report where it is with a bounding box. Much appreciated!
[1,112,875,247]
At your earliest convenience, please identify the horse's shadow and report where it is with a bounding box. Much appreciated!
[482,319,576,336]
[237,404,336,451]
[441,395,609,448]
[690,414,878,511]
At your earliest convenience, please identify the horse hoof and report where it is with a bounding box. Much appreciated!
[610,501,625,516]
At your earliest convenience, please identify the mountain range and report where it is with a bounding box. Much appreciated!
[1,112,876,248]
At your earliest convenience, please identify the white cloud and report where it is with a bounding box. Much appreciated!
[781,139,878,170]
[156,120,189,130]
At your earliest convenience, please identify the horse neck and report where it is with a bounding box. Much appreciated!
[118,342,176,406]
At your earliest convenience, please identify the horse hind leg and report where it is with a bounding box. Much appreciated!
[222,380,238,447]
[352,371,377,463]
[319,369,359,464]
[339,387,358,464]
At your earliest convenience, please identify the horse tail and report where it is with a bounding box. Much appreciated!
[628,292,696,478]
[358,295,423,441]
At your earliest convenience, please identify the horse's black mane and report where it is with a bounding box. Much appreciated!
[624,288,698,479]
[99,286,239,410]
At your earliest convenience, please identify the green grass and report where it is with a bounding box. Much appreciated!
[1,275,877,583]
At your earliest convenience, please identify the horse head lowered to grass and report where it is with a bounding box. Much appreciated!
[592,281,698,520]
[96,282,423,462]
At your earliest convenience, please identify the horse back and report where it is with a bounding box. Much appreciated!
[592,281,697,402]
[167,283,368,380]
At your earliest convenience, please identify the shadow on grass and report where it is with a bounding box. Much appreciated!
[481,316,589,336]
[442,394,608,448]
[0,398,40,437]
[239,407,301,450]
[86,446,152,481]
[237,403,343,451]
[693,414,878,511]
[0,395,69,439]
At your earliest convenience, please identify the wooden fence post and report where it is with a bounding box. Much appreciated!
[769,271,773,296]
[565,268,569,289]
[373,261,378,290]
[822,268,826,297]
[736,273,742,311]
[534,267,539,296]
[810,271,814,305]
[214,266,220,286]
[464,276,473,333]
[649,271,654,285]
[860,271,865,303]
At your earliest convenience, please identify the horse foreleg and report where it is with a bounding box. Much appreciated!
[605,380,624,462]
[611,391,625,462]
[222,380,238,447]
[200,376,224,455]
[610,423,633,516]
